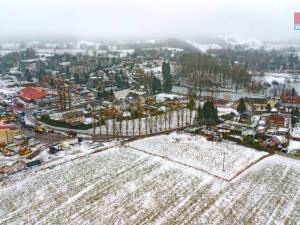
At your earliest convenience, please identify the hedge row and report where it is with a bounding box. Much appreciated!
[38,117,92,130]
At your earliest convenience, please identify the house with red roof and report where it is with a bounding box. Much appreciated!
[280,96,300,108]
[18,87,54,105]
[266,114,285,128]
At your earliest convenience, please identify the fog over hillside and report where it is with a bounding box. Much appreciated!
[0,0,300,42]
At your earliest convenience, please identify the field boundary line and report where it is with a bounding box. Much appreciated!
[123,144,272,182]
[123,144,229,181]
[228,153,272,181]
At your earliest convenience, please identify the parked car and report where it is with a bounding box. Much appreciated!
[26,160,41,168]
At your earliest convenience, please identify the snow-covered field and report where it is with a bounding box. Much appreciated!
[127,133,269,180]
[0,142,299,225]
[253,72,300,85]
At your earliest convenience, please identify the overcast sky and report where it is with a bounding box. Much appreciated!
[0,0,300,42]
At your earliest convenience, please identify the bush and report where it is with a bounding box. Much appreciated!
[223,134,242,144]
[243,135,255,145]
[230,129,242,135]
[221,112,235,121]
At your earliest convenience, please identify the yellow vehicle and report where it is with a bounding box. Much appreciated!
[1,147,10,156]
[35,126,45,133]
[7,117,17,122]
[19,147,32,156]
[47,128,54,133]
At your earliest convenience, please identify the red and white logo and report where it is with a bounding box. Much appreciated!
[295,12,300,30]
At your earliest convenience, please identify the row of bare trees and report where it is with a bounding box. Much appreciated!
[91,107,195,137]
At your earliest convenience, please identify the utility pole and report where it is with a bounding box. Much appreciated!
[222,151,226,171]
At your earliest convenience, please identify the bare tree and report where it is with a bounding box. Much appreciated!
[155,113,158,132]
[105,119,109,135]
[138,116,141,135]
[168,110,172,129]
[126,117,129,136]
[181,108,184,127]
[112,118,116,137]
[145,116,148,134]
[132,118,135,135]
[119,117,122,136]
[159,113,163,131]
[148,115,153,133]
[98,110,102,135]
[177,109,180,128]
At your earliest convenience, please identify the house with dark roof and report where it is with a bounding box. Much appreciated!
[245,97,267,109]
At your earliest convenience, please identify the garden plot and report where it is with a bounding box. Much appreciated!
[0,147,299,225]
[127,132,269,180]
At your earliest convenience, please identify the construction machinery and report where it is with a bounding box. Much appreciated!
[18,147,32,156]
[7,116,17,122]
[1,147,10,156]
[35,126,45,133]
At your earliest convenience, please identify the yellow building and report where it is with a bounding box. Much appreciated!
[0,127,22,145]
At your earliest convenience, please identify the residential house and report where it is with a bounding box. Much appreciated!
[245,97,267,110]
[280,96,300,108]
[266,114,285,128]
[239,113,251,123]
[126,92,146,108]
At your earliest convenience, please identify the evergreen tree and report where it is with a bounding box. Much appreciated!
[151,77,162,93]
[291,108,299,127]
[237,98,246,114]
[291,88,297,96]
[50,79,55,88]
[197,101,219,125]
[24,69,32,82]
[266,103,271,112]
[74,73,80,84]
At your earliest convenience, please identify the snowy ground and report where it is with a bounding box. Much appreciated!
[127,133,269,180]
[0,139,119,176]
[0,143,299,225]
[253,72,299,85]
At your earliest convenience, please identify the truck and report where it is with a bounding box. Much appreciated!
[49,144,62,154]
